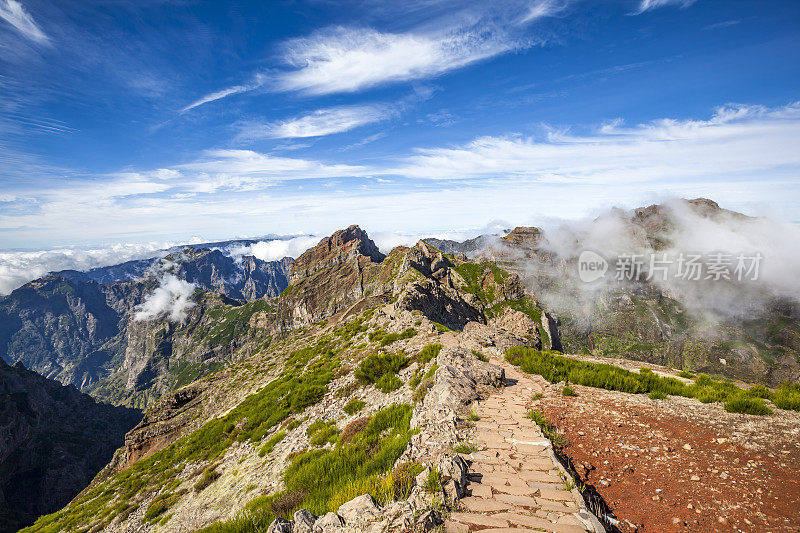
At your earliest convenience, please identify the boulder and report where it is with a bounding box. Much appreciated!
[337,494,381,524]
[293,509,318,533]
[267,518,293,533]
[438,455,469,501]
[313,512,344,532]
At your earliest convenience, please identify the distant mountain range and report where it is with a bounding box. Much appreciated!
[0,242,293,409]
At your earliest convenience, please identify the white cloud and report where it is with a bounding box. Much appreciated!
[134,273,197,323]
[225,236,322,262]
[0,242,172,295]
[274,26,520,96]
[181,74,267,111]
[252,104,395,139]
[396,102,800,183]
[0,0,49,44]
[178,149,371,190]
[183,1,548,109]
[634,0,697,14]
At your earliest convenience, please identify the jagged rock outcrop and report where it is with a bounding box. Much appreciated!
[0,359,140,533]
[501,226,543,247]
[281,226,386,324]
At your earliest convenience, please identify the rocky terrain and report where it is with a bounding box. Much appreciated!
[18,225,598,533]
[429,199,800,387]
[0,246,292,408]
[6,210,800,533]
[0,358,140,533]
[529,354,800,531]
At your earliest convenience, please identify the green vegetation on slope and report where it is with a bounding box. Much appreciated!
[198,404,416,532]
[506,347,797,415]
[21,338,341,533]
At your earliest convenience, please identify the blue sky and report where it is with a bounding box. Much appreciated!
[1,0,799,249]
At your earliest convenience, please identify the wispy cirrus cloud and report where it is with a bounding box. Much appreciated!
[634,0,698,14]
[0,0,49,44]
[182,0,562,109]
[243,104,395,139]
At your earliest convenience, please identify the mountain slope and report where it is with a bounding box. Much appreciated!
[0,247,292,409]
[0,359,141,533]
[21,226,565,533]
[436,199,800,386]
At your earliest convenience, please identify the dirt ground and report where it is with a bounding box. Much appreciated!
[530,362,800,532]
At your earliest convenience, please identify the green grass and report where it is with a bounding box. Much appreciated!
[415,343,443,365]
[648,391,667,400]
[307,420,340,446]
[452,442,477,454]
[198,404,416,533]
[259,431,286,457]
[471,349,489,362]
[22,339,341,533]
[355,352,409,393]
[194,468,221,492]
[678,370,695,379]
[506,347,779,416]
[424,467,441,494]
[527,410,566,448]
[773,383,800,411]
[562,385,576,397]
[467,411,480,422]
[433,322,450,333]
[379,328,417,347]
[724,395,772,415]
[343,398,366,415]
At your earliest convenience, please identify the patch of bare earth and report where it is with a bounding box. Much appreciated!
[533,375,800,532]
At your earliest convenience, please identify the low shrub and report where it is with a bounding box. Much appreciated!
[424,467,441,494]
[562,386,576,397]
[452,442,477,454]
[259,430,286,457]
[678,370,695,379]
[412,377,434,405]
[355,352,409,392]
[648,391,667,400]
[270,490,305,519]
[307,420,339,446]
[467,411,480,421]
[773,383,800,411]
[471,349,489,362]
[379,328,417,347]
[340,417,370,444]
[724,395,772,415]
[343,398,366,415]
[506,347,774,416]
[194,468,221,493]
[415,344,443,365]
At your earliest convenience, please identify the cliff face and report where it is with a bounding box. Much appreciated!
[0,247,291,409]
[436,199,800,386]
[0,359,140,533]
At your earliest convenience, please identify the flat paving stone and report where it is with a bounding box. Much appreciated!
[460,497,513,513]
[452,357,590,532]
[449,513,509,528]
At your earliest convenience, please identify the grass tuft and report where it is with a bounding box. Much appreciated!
[343,398,366,415]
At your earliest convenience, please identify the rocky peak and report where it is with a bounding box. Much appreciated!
[501,226,543,248]
[289,225,384,284]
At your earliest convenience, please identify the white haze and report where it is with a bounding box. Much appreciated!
[493,199,800,323]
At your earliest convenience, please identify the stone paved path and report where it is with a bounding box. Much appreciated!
[445,359,600,533]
